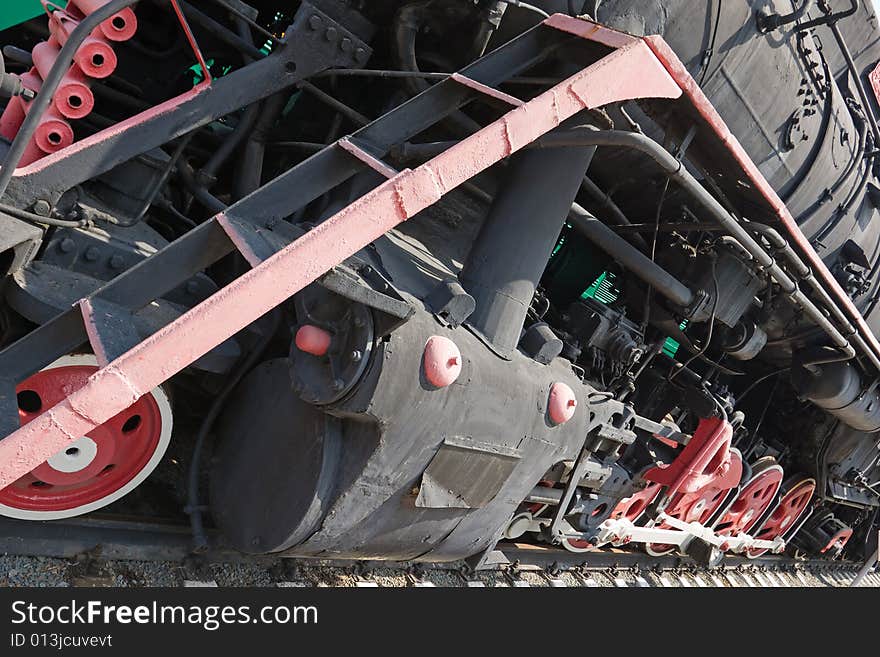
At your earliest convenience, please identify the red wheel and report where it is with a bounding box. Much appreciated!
[0,355,172,520]
[747,477,816,558]
[644,484,732,556]
[563,481,663,552]
[714,458,783,539]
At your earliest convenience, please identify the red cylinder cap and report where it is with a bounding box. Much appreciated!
[548,382,577,425]
[423,335,462,388]
[295,325,332,357]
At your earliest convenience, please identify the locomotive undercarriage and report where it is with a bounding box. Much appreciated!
[0,0,878,568]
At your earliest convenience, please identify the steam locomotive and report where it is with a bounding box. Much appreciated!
[0,0,878,567]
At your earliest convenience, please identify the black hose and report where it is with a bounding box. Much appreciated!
[0,0,140,201]
[187,310,280,553]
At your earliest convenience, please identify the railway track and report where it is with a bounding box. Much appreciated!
[1,515,877,588]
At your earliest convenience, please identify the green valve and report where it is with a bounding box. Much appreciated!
[0,1,67,33]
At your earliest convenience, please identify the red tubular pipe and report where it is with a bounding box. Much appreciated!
[49,10,118,78]
[0,71,42,142]
[33,107,75,156]
[31,41,95,120]
[66,0,138,42]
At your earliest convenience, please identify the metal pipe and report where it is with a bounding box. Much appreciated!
[535,127,870,369]
[756,0,816,32]
[460,144,597,357]
[795,0,858,32]
[567,203,695,308]
[827,14,880,156]
[200,18,262,185]
[298,81,369,127]
[525,486,563,505]
[234,92,287,199]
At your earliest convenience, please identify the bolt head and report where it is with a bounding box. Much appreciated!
[58,237,75,253]
[32,199,51,216]
[340,37,352,53]
[350,350,362,363]
[325,26,338,42]
[331,378,345,391]
[186,280,200,295]
[309,14,323,30]
[84,246,100,262]
[109,255,125,270]
[355,47,368,63]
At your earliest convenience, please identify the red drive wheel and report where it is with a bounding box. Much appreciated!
[563,481,662,552]
[644,484,732,557]
[714,458,784,541]
[0,355,172,520]
[747,476,815,558]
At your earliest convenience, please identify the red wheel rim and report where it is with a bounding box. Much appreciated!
[747,478,815,558]
[714,462,783,538]
[0,358,170,518]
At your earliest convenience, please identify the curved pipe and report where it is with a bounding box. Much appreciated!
[536,127,870,367]
[757,0,816,32]
[567,203,694,308]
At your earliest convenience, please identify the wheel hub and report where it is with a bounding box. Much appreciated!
[0,355,172,520]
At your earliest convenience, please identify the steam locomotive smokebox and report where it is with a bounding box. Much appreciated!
[209,359,342,554]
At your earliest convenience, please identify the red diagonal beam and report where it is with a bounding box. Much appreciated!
[0,22,680,489]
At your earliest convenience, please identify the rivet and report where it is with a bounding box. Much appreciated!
[340,37,352,53]
[32,199,51,216]
[58,237,75,253]
[186,280,200,295]
[309,15,323,30]
[84,246,99,262]
[325,26,338,42]
[109,254,124,270]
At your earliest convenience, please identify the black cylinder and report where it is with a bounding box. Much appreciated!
[793,360,880,432]
[459,145,596,357]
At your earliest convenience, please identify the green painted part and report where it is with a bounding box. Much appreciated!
[662,320,688,359]
[582,271,618,305]
[0,1,65,32]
